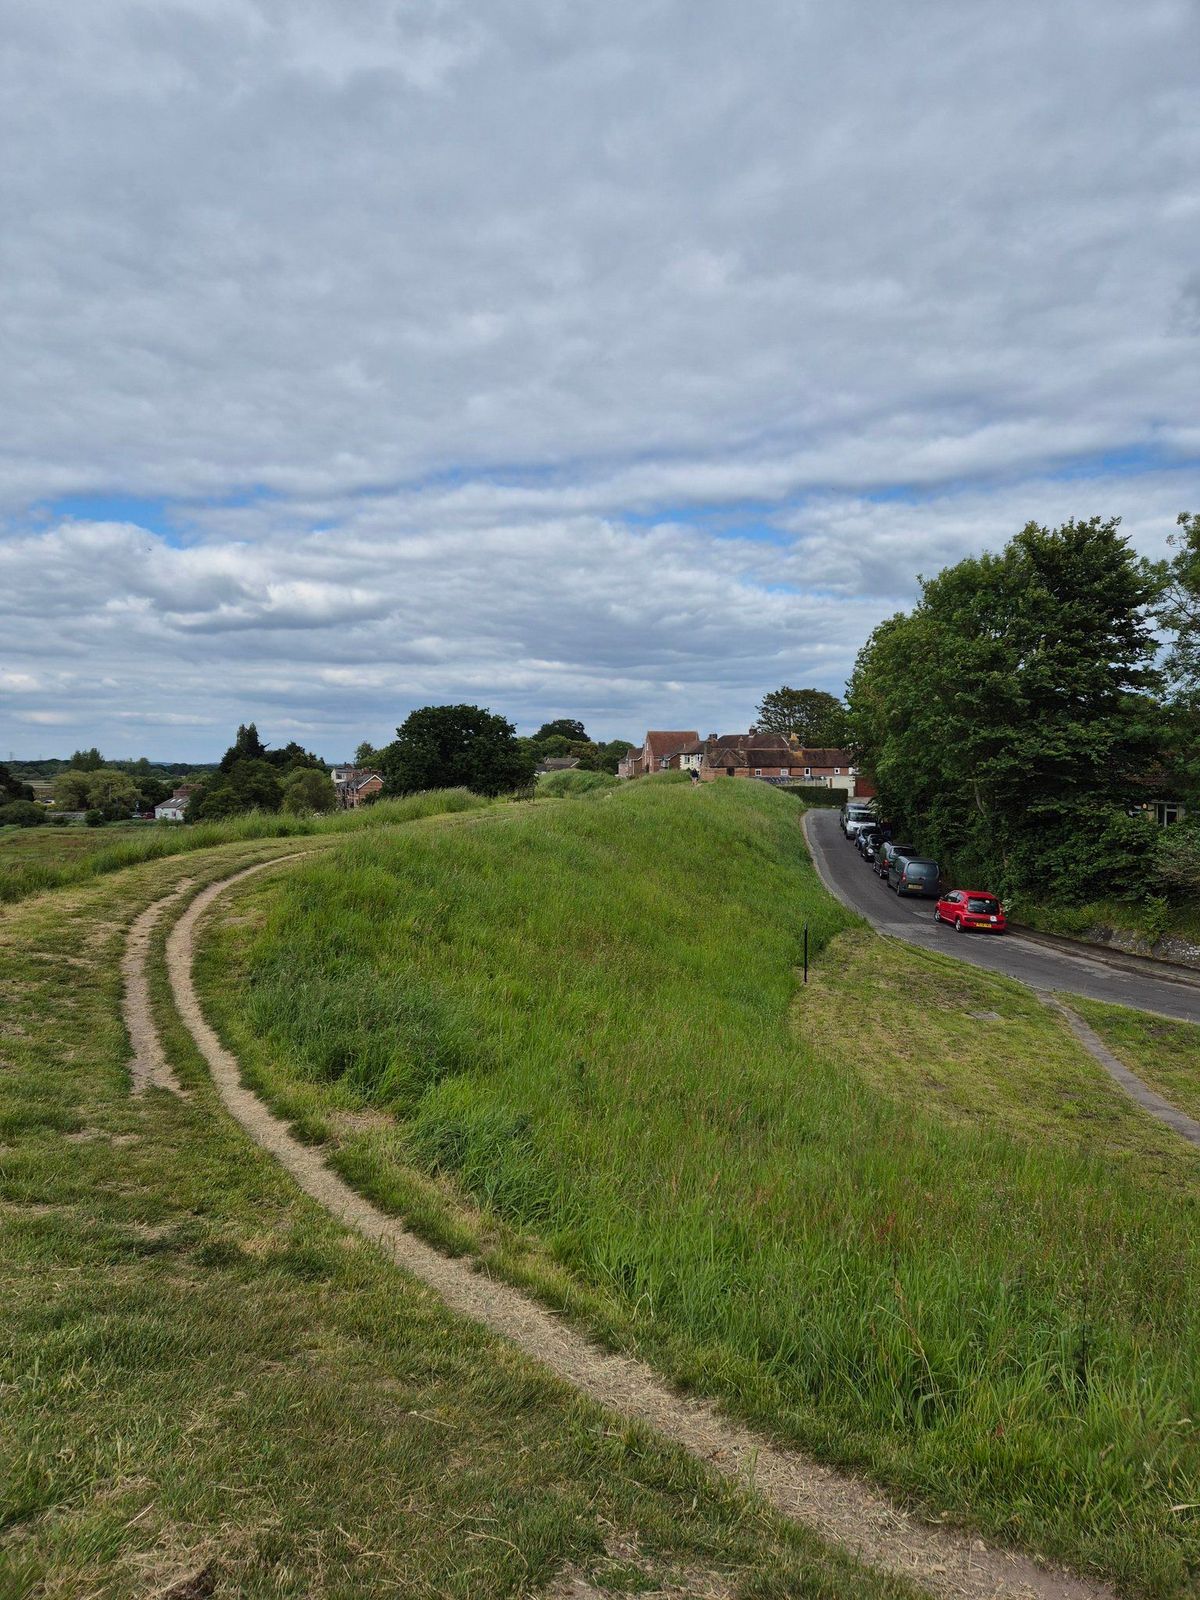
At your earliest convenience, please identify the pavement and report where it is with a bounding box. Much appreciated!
[803,808,1200,1024]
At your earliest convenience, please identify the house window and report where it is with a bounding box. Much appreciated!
[804,767,811,777]
[834,767,841,775]
[1157,802,1182,826]
[754,768,762,776]
[726,767,734,776]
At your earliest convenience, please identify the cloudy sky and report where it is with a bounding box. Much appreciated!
[2,0,1198,760]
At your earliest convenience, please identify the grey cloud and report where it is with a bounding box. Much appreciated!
[1,2,1198,756]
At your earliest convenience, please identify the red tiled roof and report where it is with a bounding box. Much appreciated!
[643,730,699,760]
[794,748,851,767]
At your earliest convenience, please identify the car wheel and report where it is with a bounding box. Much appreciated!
[954,917,964,933]
[933,909,941,923]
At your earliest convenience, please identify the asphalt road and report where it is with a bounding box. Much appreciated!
[804,808,1200,1024]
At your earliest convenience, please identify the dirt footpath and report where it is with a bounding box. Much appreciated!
[138,858,1114,1600]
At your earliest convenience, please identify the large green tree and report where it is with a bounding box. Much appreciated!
[380,705,535,796]
[1151,512,1200,806]
[847,517,1163,902]
[189,760,284,820]
[756,687,849,746]
[0,763,34,803]
[218,723,269,772]
[53,767,138,817]
[534,718,587,744]
[1154,512,1200,695]
[281,767,337,815]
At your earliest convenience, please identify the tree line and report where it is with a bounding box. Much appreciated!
[847,513,1200,907]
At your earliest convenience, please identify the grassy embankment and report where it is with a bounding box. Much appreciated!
[0,789,488,906]
[200,777,1200,1598]
[0,809,909,1600]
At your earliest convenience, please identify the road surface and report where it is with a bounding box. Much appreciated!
[803,808,1200,1024]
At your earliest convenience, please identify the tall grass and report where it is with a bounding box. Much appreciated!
[537,768,619,796]
[0,790,487,905]
[213,778,1200,1595]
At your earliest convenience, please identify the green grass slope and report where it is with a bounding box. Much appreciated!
[204,779,1200,1596]
[0,828,909,1600]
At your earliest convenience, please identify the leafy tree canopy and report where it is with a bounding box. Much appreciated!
[534,718,587,744]
[846,516,1163,903]
[537,734,574,758]
[1153,512,1200,698]
[380,705,535,797]
[189,759,284,820]
[218,723,269,772]
[0,763,34,803]
[69,746,105,771]
[53,767,139,818]
[354,741,383,767]
[281,767,337,815]
[217,723,327,775]
[756,687,849,747]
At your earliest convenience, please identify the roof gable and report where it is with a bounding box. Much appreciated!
[644,730,699,759]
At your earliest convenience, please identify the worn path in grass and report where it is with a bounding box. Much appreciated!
[802,809,1200,1025]
[151,854,1114,1600]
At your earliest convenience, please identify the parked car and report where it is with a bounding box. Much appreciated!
[888,856,940,897]
[840,802,873,835]
[874,840,916,879]
[934,889,1006,933]
[844,811,878,841]
[855,824,882,857]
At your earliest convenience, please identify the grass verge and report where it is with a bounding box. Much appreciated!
[0,832,920,1600]
[1069,1000,1200,1124]
[199,778,1200,1597]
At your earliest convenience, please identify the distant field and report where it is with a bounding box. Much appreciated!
[199,777,1200,1597]
[0,820,149,865]
[0,791,490,905]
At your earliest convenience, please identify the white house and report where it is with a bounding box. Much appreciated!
[154,784,198,822]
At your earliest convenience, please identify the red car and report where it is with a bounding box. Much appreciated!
[934,889,1006,933]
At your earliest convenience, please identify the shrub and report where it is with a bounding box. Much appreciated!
[1154,821,1200,897]
[83,810,105,828]
[0,800,44,828]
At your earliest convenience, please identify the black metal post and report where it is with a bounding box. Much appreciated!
[803,924,808,983]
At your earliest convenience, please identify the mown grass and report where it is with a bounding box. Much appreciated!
[0,788,487,906]
[0,832,914,1600]
[201,777,1200,1597]
[1070,1000,1200,1124]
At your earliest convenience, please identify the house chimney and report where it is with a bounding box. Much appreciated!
[708,732,717,742]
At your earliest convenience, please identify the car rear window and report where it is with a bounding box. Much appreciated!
[889,844,915,857]
[903,861,938,880]
[966,896,999,913]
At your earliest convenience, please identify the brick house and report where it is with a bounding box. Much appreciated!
[698,729,793,781]
[332,768,384,808]
[617,747,642,779]
[638,730,700,776]
[789,747,851,784]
